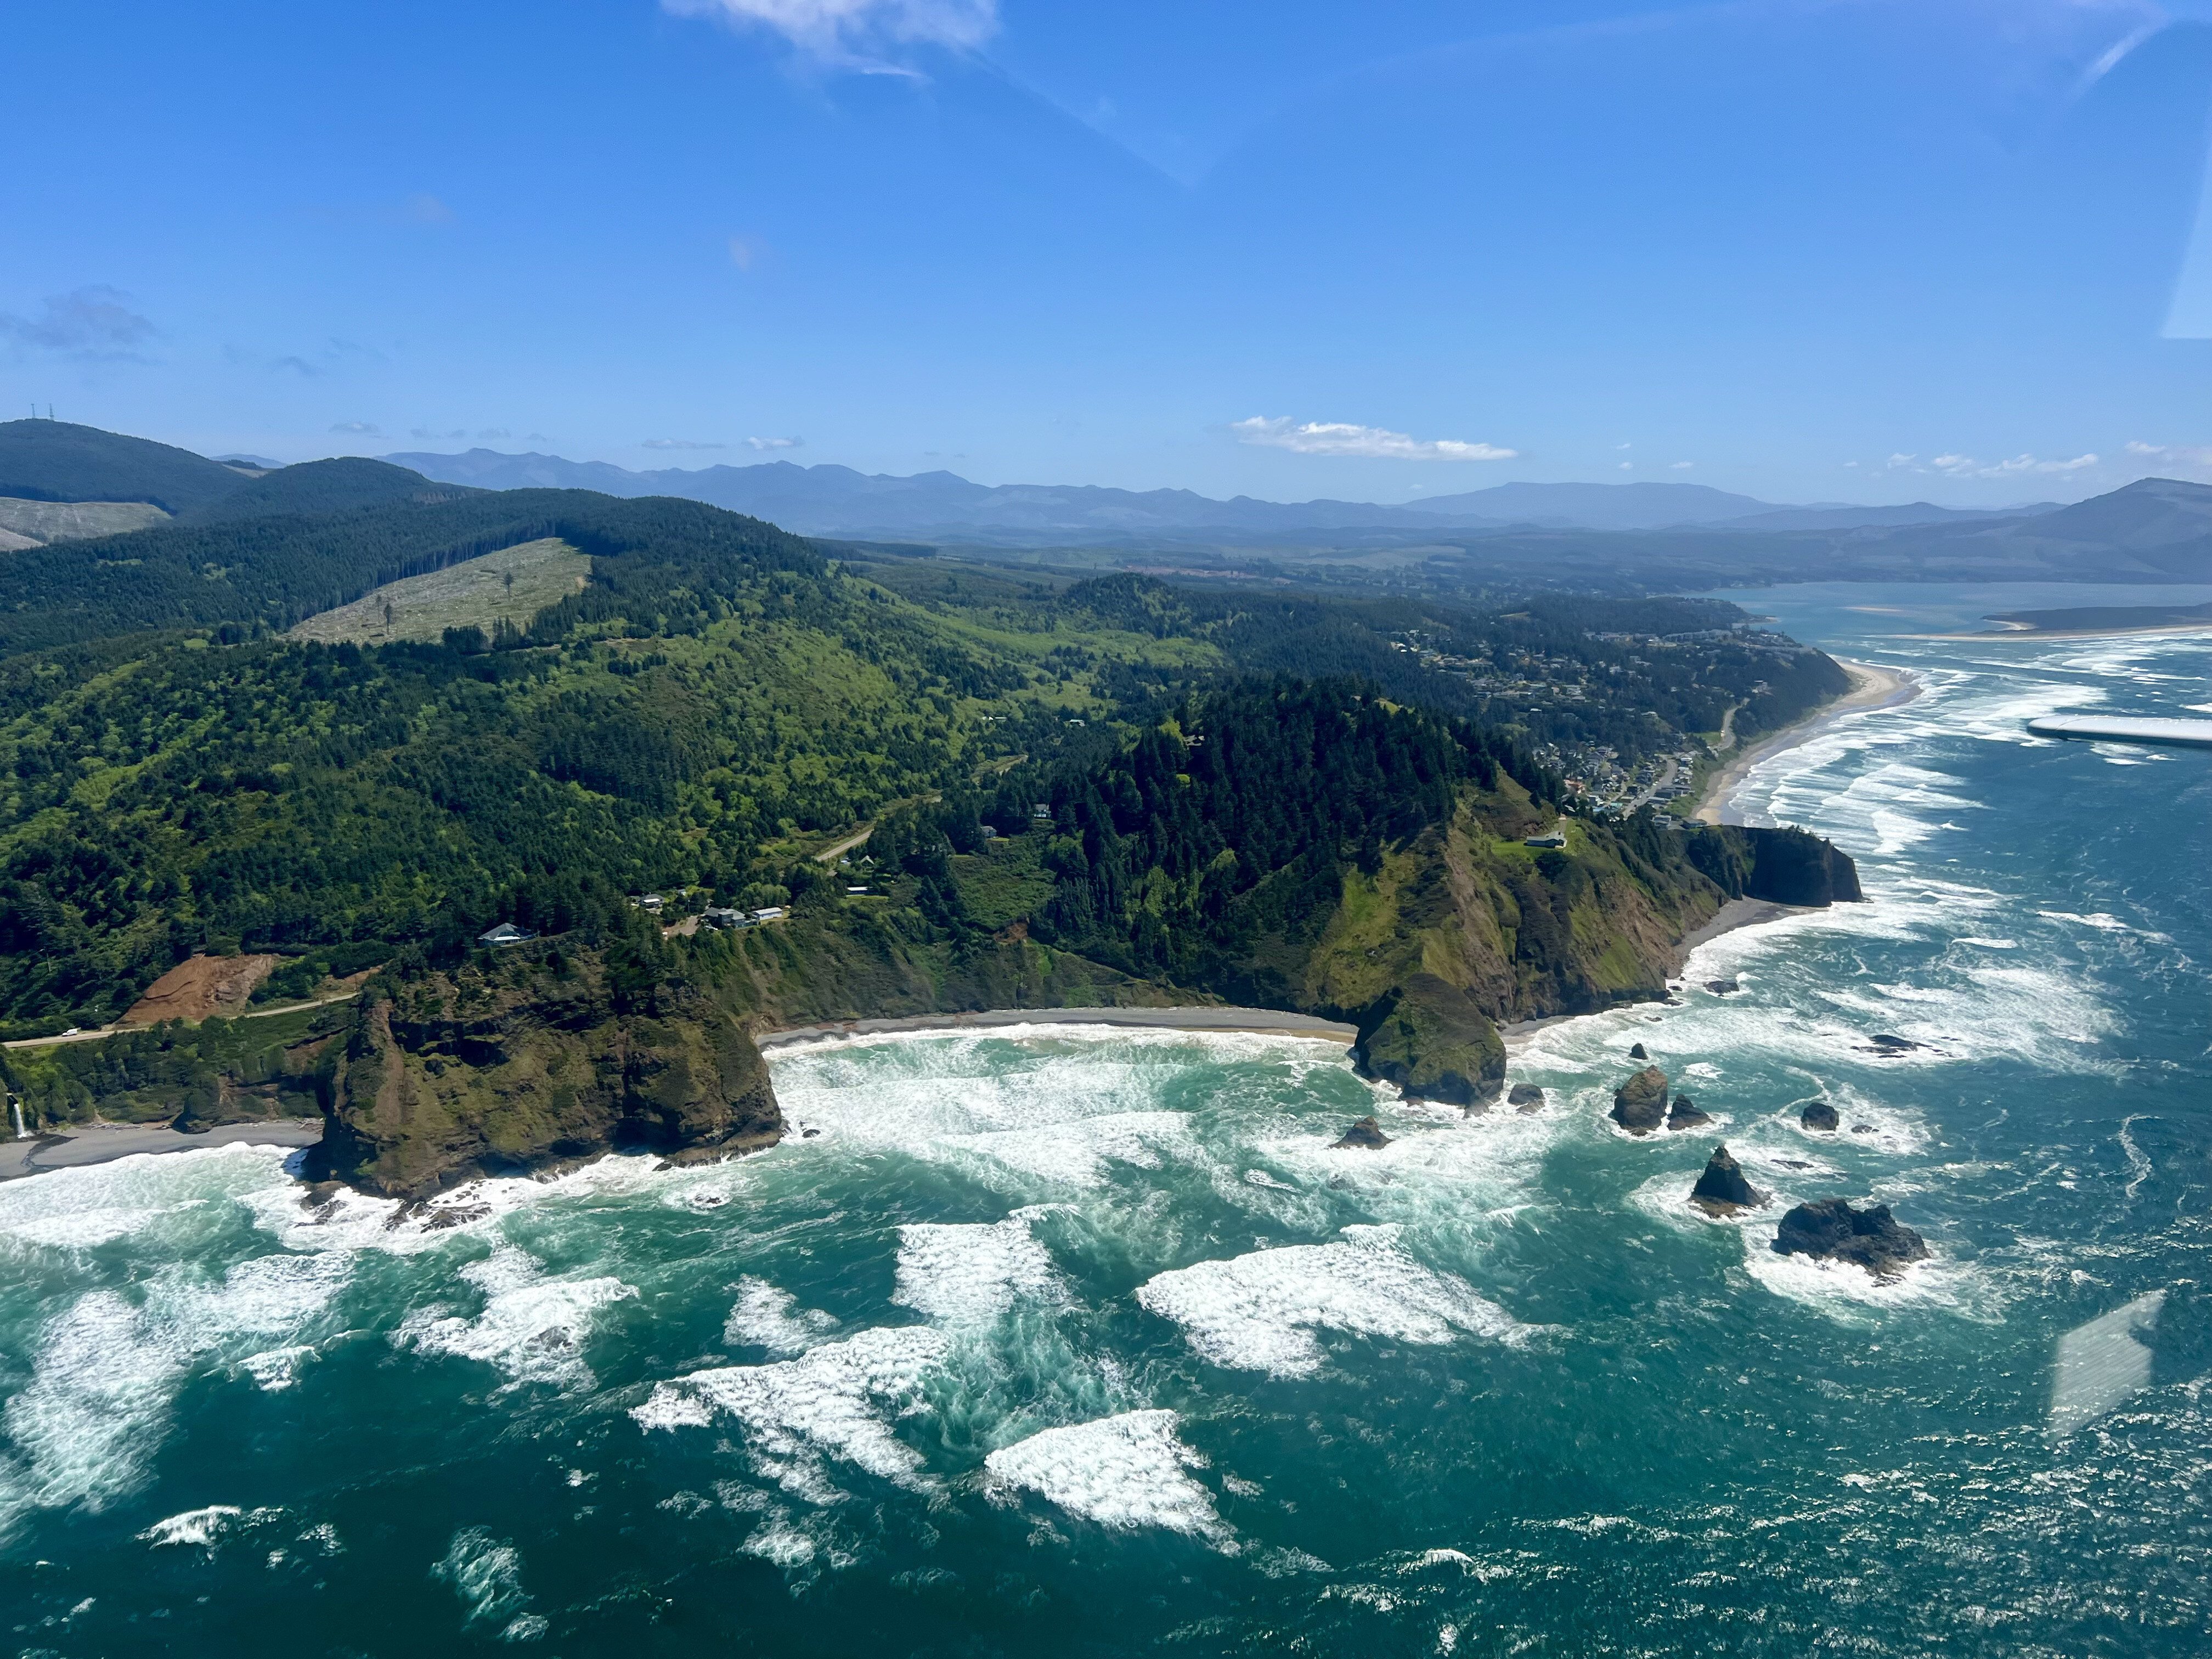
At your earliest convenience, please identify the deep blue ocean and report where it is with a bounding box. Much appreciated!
[3,581,2209,1657]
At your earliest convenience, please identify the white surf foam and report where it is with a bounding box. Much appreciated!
[633,1325,951,1502]
[724,1277,839,1355]
[139,1504,244,1548]
[434,1526,544,1642]
[1739,1235,1985,1322]
[985,1409,1228,1542]
[395,1246,634,1390]
[2,1288,184,1519]
[1135,1224,1535,1379]
[937,1110,1194,1188]
[891,1211,1065,1326]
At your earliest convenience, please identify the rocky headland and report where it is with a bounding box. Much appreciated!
[306,941,783,1201]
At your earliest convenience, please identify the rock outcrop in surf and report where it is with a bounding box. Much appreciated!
[1667,1093,1712,1130]
[1690,1144,1765,1214]
[1772,1198,1929,1278]
[1610,1065,1671,1135]
[1330,1116,1392,1150]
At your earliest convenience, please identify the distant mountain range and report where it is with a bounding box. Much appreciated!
[382,447,2057,543]
[10,420,2209,589]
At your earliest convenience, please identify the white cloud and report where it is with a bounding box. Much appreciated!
[329,420,381,435]
[2125,440,2212,469]
[665,0,996,71]
[744,436,803,450]
[1669,460,1694,470]
[1890,450,2100,479]
[1616,460,1633,471]
[0,285,157,362]
[642,437,726,450]
[1231,416,1516,462]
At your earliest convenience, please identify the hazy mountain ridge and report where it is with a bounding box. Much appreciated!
[387,447,2052,539]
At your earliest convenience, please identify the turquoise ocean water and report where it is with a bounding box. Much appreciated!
[3,581,2209,1656]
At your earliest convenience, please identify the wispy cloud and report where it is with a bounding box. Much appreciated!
[665,0,996,73]
[1669,460,1694,470]
[478,428,511,441]
[1231,416,1516,462]
[642,437,726,450]
[404,193,454,224]
[2125,439,2212,470]
[330,421,381,435]
[744,435,802,450]
[0,285,158,362]
[1888,450,2098,478]
[411,426,467,441]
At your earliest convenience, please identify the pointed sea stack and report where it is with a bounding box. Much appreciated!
[1667,1093,1713,1130]
[1629,1042,1649,1060]
[1610,1066,1670,1136]
[1773,1198,1929,1279]
[1330,1116,1392,1150]
[1689,1144,1765,1214]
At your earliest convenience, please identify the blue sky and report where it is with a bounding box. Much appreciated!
[7,0,2212,506]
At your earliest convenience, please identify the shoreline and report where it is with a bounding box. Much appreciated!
[758,1004,1358,1050]
[1498,897,1815,1054]
[1691,658,1918,826]
[1915,619,2212,643]
[0,1118,320,1183]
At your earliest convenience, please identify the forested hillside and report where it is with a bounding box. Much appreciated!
[0,476,1863,1177]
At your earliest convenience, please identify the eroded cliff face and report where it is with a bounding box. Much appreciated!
[1286,808,1860,1105]
[308,945,782,1200]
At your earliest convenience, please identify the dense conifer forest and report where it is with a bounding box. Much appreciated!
[0,475,1854,1060]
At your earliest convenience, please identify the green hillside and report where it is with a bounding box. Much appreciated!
[0,457,1863,1178]
[187,456,477,523]
[0,418,247,513]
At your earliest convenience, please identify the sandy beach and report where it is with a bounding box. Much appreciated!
[1691,658,1918,825]
[0,1118,321,1182]
[758,1005,1358,1049]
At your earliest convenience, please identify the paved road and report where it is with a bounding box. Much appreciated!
[1620,754,1679,814]
[2,989,359,1052]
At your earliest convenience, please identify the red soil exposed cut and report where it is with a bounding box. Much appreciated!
[121,954,281,1025]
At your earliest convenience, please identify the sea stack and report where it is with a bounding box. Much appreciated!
[1667,1093,1713,1130]
[1508,1084,1545,1113]
[1801,1100,1839,1132]
[1629,1042,1649,1060]
[1610,1066,1671,1136]
[1772,1198,1929,1279]
[1690,1144,1765,1214]
[1330,1116,1392,1150]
